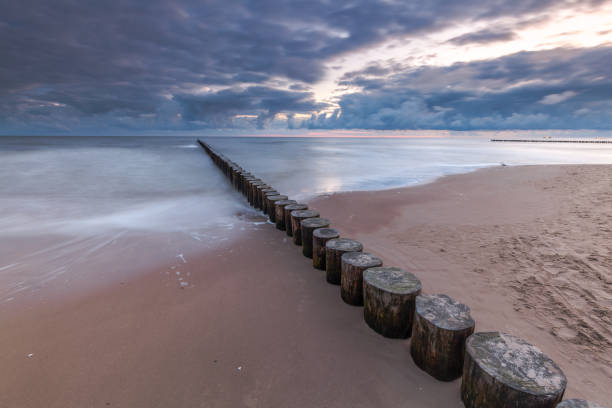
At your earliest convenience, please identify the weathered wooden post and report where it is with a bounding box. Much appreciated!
[363,267,421,338]
[254,184,271,210]
[233,168,244,190]
[274,200,297,230]
[325,238,363,285]
[250,181,264,207]
[261,189,279,215]
[243,177,256,204]
[235,170,244,190]
[237,171,250,193]
[461,332,567,408]
[301,218,330,258]
[284,204,307,236]
[557,400,607,408]
[266,195,288,222]
[340,252,382,306]
[243,175,257,197]
[313,228,340,270]
[245,178,257,204]
[410,294,475,381]
[290,210,320,245]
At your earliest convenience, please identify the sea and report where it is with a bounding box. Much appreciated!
[1,134,612,301]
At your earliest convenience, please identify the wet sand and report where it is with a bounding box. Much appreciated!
[1,164,610,407]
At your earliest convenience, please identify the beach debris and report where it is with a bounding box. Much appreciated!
[237,366,242,371]
[410,294,475,381]
[27,353,33,358]
[176,253,187,264]
[363,267,421,338]
[461,332,566,408]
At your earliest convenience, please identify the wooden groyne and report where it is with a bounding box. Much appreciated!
[197,138,601,408]
[491,138,612,144]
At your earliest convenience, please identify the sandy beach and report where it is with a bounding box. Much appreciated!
[1,164,610,407]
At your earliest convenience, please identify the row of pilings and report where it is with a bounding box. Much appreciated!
[197,139,598,408]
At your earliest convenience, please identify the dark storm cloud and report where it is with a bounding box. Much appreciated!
[0,0,609,133]
[305,46,612,130]
[175,86,325,128]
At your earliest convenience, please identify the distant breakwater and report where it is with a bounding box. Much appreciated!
[491,138,612,143]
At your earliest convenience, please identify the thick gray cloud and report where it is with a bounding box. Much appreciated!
[175,86,326,128]
[309,46,612,130]
[0,0,609,134]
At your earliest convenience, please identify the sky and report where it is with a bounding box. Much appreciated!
[1,0,611,135]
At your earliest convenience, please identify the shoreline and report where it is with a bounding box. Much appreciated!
[1,164,610,407]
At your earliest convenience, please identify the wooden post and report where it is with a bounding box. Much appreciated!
[254,184,271,210]
[234,169,245,190]
[363,267,421,338]
[461,332,567,408]
[250,181,265,208]
[261,190,279,215]
[284,204,307,236]
[556,400,607,408]
[301,218,330,258]
[340,252,382,306]
[325,238,363,285]
[290,210,319,245]
[243,176,256,197]
[232,169,240,189]
[246,179,261,205]
[274,200,297,230]
[266,195,288,222]
[410,294,475,381]
[237,172,248,192]
[313,228,339,270]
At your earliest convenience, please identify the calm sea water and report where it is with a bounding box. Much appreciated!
[1,134,612,300]
[2,135,612,237]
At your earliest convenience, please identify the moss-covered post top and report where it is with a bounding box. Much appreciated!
[268,194,288,201]
[285,203,308,211]
[291,209,319,219]
[301,217,330,228]
[466,332,567,396]
[313,228,339,239]
[325,238,363,252]
[363,267,421,294]
[416,294,474,331]
[275,199,296,207]
[341,252,382,269]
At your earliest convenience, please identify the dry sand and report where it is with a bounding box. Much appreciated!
[1,164,610,407]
